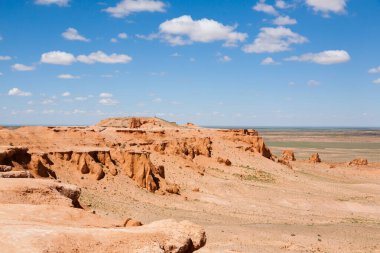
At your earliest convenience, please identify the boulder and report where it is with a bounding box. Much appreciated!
[123,218,143,227]
[309,153,321,163]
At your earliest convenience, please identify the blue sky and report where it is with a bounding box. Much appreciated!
[0,0,379,126]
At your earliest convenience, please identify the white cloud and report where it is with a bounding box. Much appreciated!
[99,98,119,105]
[58,74,80,79]
[373,78,380,84]
[110,38,118,43]
[118,33,128,39]
[243,26,307,53]
[35,0,69,6]
[0,56,11,61]
[261,57,278,65]
[171,52,181,57]
[218,55,232,63]
[136,33,160,41]
[8,88,32,96]
[77,51,132,64]
[41,51,76,65]
[99,92,113,98]
[253,0,278,15]
[275,0,290,9]
[62,28,90,42]
[41,51,131,65]
[0,36,3,41]
[273,16,297,26]
[12,63,35,71]
[158,15,247,47]
[307,80,320,87]
[368,66,380,74]
[0,72,3,76]
[285,50,350,64]
[104,0,166,18]
[306,0,347,15]
[62,92,71,97]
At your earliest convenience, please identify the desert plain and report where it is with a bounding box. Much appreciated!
[0,117,379,253]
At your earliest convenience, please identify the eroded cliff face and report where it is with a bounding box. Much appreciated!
[0,117,273,193]
[0,147,174,193]
[217,129,273,159]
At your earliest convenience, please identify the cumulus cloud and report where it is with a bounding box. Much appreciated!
[0,56,11,61]
[62,92,71,97]
[99,92,113,98]
[273,16,297,26]
[12,63,35,71]
[243,26,307,53]
[57,74,80,79]
[158,15,247,47]
[35,0,69,6]
[41,51,76,65]
[368,66,380,74]
[306,0,347,15]
[261,57,278,65]
[62,28,90,42]
[285,50,350,64]
[77,51,132,64]
[8,88,32,96]
[118,33,128,39]
[275,0,290,9]
[104,0,166,18]
[99,98,119,105]
[41,51,132,65]
[253,0,278,15]
[373,78,380,84]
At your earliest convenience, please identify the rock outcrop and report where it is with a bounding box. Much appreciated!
[0,178,207,252]
[0,147,174,193]
[219,129,273,159]
[281,150,296,161]
[349,158,368,166]
[309,153,321,163]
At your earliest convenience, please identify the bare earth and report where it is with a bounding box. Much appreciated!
[0,117,379,253]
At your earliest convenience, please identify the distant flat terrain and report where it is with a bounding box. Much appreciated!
[257,128,380,162]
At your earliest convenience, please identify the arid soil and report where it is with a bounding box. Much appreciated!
[0,117,379,253]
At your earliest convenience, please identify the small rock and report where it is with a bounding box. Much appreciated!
[124,218,143,227]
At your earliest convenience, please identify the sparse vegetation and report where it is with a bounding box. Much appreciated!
[233,170,275,183]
